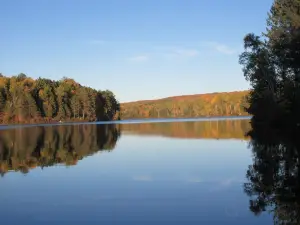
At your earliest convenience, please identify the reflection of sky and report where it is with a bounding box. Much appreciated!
[86,136,252,182]
[0,134,272,225]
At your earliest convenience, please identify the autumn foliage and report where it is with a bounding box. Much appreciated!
[120,91,249,119]
[0,73,120,124]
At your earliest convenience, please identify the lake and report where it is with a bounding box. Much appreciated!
[0,117,275,224]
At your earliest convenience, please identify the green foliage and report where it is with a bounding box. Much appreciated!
[241,2,300,220]
[97,90,120,120]
[0,74,120,124]
[239,0,300,126]
[120,91,249,119]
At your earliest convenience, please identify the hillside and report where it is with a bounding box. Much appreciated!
[120,91,249,119]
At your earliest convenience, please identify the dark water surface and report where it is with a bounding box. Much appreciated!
[0,119,273,225]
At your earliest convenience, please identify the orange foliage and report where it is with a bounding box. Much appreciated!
[121,91,250,119]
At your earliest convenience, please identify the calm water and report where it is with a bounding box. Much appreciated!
[0,118,274,225]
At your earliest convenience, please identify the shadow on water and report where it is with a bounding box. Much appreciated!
[244,121,300,224]
[0,124,121,176]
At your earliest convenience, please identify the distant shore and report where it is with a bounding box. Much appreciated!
[0,115,251,130]
[120,91,249,120]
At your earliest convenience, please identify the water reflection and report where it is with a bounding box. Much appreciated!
[244,123,300,224]
[0,119,268,225]
[121,119,251,140]
[0,124,120,175]
[0,119,251,176]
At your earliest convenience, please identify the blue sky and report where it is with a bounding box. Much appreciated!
[1,0,273,102]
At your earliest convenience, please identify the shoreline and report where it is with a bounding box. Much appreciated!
[0,115,251,129]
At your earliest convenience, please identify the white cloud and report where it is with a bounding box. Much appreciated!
[203,42,237,55]
[128,55,149,62]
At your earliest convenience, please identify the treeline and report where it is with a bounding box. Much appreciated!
[0,73,120,124]
[120,91,249,119]
[0,124,120,175]
[121,119,251,140]
[239,0,300,127]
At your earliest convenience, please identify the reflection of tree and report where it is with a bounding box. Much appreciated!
[0,124,121,175]
[121,119,251,140]
[244,122,300,224]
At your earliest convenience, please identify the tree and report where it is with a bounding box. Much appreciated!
[16,73,27,82]
[239,0,300,126]
[0,74,120,124]
[70,95,80,119]
[0,89,5,121]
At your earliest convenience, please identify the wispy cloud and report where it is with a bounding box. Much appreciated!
[160,47,199,59]
[112,41,236,63]
[128,55,149,62]
[132,175,153,181]
[209,177,243,192]
[172,48,199,57]
[203,42,237,55]
[219,178,236,187]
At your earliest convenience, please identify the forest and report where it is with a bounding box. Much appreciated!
[0,73,120,124]
[120,91,249,119]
